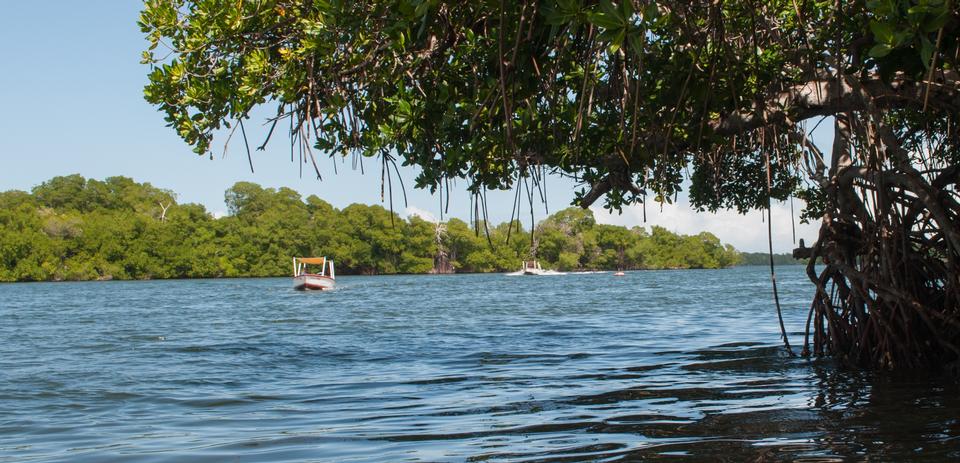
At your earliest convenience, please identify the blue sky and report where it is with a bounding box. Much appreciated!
[0,2,820,252]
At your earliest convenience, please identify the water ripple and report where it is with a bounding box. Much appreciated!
[2,268,959,461]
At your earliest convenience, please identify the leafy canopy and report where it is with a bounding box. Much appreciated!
[141,0,959,214]
[0,175,741,281]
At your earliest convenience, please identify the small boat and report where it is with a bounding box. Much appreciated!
[522,260,545,275]
[506,260,566,276]
[613,271,626,276]
[292,257,335,291]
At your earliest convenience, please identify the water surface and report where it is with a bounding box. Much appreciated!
[2,266,958,461]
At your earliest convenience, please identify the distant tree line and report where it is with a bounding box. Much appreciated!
[738,253,806,266]
[0,175,743,282]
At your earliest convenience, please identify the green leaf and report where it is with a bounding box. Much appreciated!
[869,20,893,44]
[868,43,892,58]
[922,11,950,33]
[396,99,412,116]
[919,35,934,69]
[620,0,634,21]
[627,32,645,56]
[608,29,626,54]
[600,0,619,17]
[414,0,430,18]
[587,11,623,30]
[545,10,574,26]
[643,4,659,21]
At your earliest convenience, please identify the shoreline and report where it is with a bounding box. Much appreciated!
[0,263,805,284]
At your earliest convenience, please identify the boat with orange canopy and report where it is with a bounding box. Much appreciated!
[292,257,335,291]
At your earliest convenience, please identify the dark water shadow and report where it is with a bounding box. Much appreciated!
[417,344,960,462]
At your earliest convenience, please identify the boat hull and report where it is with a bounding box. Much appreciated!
[514,269,566,276]
[293,274,335,291]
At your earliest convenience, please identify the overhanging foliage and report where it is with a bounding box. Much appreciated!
[141,0,960,372]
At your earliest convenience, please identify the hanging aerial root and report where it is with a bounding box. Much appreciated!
[804,163,960,373]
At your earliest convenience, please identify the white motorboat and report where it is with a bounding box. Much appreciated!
[292,257,336,291]
[506,260,566,276]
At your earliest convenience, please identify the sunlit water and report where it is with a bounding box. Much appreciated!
[2,266,958,462]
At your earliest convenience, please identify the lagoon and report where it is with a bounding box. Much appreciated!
[1,267,958,461]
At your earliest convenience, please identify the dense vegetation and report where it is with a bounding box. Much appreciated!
[0,175,740,282]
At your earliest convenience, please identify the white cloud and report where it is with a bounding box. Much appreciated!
[403,205,438,223]
[592,199,820,253]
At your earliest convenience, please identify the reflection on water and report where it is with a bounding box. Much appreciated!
[1,267,958,462]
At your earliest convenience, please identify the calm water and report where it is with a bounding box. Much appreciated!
[1,266,958,462]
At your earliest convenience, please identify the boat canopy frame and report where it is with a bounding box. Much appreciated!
[293,257,335,279]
